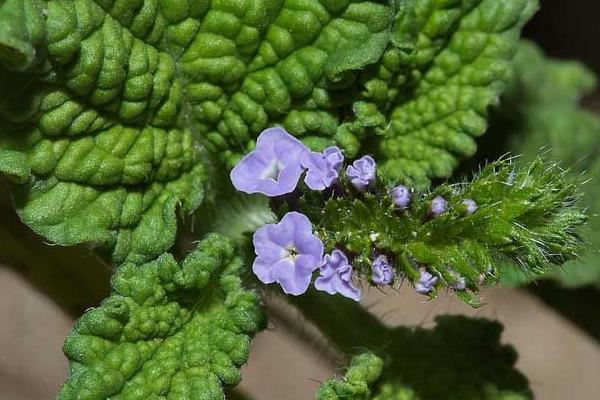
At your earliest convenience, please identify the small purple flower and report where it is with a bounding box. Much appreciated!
[462,199,478,215]
[451,277,467,291]
[302,146,344,191]
[252,212,324,295]
[371,255,395,285]
[315,249,361,301]
[429,196,447,217]
[447,267,467,290]
[346,155,376,193]
[392,185,411,209]
[323,146,344,171]
[414,269,438,294]
[230,127,309,196]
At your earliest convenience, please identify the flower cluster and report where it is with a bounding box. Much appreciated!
[251,211,362,300]
[232,128,371,300]
[231,127,481,301]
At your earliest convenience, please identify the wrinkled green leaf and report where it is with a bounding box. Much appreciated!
[0,0,45,70]
[379,0,538,188]
[0,2,541,264]
[0,0,215,264]
[59,234,264,399]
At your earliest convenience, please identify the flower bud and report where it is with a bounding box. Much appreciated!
[429,196,448,217]
[462,199,478,215]
[392,185,411,209]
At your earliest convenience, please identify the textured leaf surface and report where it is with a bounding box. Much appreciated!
[0,0,400,263]
[0,1,540,254]
[0,0,212,263]
[378,0,537,188]
[491,42,600,287]
[0,0,45,70]
[59,234,264,399]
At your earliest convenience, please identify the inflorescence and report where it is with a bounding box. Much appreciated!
[231,127,586,304]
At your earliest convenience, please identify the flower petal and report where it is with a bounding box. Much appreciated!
[253,225,287,264]
[315,249,361,301]
[271,258,313,296]
[302,151,339,191]
[294,231,324,259]
[252,257,276,284]
[230,127,308,196]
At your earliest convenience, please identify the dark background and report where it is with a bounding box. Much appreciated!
[525,0,600,76]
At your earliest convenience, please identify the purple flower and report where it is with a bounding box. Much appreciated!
[230,127,309,196]
[429,196,447,217]
[414,269,438,294]
[447,268,467,290]
[315,249,361,301]
[451,277,467,291]
[462,199,478,215]
[323,146,344,171]
[372,255,395,285]
[252,212,324,295]
[392,185,411,209]
[302,146,344,191]
[346,155,376,193]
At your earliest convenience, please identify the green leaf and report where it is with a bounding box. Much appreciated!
[59,234,265,399]
[0,0,45,70]
[0,0,399,263]
[0,148,29,183]
[0,0,217,264]
[0,1,539,261]
[378,0,538,189]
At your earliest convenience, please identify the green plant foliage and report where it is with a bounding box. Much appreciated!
[313,315,531,400]
[316,353,383,400]
[377,0,538,188]
[491,41,600,287]
[297,157,585,305]
[0,0,210,264]
[59,234,264,399]
[0,0,540,265]
[0,0,45,70]
[0,1,593,398]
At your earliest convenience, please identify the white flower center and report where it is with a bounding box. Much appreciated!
[261,160,283,181]
[283,245,298,261]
